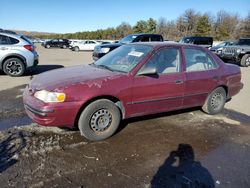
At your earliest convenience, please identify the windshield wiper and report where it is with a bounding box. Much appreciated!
[97,64,114,72]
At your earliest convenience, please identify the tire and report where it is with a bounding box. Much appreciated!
[45,44,50,48]
[74,46,79,52]
[62,45,67,49]
[240,54,250,67]
[3,58,25,77]
[202,87,226,115]
[78,99,121,141]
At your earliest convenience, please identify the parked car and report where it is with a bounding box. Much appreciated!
[209,41,235,56]
[220,38,250,67]
[70,40,100,51]
[23,43,243,141]
[0,32,39,76]
[42,39,70,49]
[179,36,213,48]
[92,33,164,60]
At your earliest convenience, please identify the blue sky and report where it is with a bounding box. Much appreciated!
[1,0,249,33]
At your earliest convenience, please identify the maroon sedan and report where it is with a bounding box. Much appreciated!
[23,43,243,141]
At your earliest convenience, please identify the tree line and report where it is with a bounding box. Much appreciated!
[37,9,250,41]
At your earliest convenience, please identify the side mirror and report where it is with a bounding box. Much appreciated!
[137,66,158,76]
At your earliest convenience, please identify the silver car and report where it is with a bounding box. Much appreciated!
[0,32,39,76]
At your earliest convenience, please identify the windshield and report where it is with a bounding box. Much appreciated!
[119,35,138,44]
[94,44,152,73]
[179,37,193,44]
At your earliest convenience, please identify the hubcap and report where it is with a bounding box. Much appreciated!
[245,57,250,66]
[211,92,223,111]
[6,61,22,75]
[90,109,112,132]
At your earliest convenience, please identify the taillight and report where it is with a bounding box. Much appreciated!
[24,45,34,52]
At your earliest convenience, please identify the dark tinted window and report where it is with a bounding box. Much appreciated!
[237,39,250,45]
[9,37,19,44]
[0,35,10,44]
[138,36,150,42]
[150,35,163,41]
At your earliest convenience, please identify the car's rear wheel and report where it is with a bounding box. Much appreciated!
[202,87,226,115]
[78,99,121,141]
[62,45,67,49]
[74,46,79,52]
[240,54,250,67]
[3,58,25,77]
[45,44,50,48]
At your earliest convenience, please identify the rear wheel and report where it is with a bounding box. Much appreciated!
[202,87,226,115]
[45,44,50,48]
[62,45,67,49]
[240,54,250,67]
[78,99,121,141]
[3,58,25,77]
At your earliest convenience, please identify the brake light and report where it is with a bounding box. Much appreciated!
[24,45,34,52]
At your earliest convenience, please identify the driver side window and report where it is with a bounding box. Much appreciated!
[142,48,181,74]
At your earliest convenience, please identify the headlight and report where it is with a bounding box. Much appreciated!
[100,48,110,53]
[236,49,242,53]
[34,90,66,103]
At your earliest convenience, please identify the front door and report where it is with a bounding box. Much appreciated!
[129,47,185,117]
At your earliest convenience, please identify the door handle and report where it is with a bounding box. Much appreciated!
[175,80,183,84]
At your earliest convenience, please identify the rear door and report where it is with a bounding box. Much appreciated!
[0,35,12,61]
[183,47,220,107]
[130,47,184,116]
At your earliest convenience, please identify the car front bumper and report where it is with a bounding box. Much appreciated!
[23,86,82,128]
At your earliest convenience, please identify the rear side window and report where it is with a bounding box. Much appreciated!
[9,37,19,44]
[0,35,10,45]
[184,48,217,72]
[150,35,163,41]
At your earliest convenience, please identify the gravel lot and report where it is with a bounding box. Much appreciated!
[0,45,250,188]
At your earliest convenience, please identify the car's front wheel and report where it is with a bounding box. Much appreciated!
[78,99,121,141]
[3,58,26,77]
[62,45,67,49]
[240,54,250,67]
[74,46,80,52]
[202,87,226,115]
[45,44,50,48]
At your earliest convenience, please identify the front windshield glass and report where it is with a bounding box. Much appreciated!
[119,35,138,44]
[94,44,152,73]
[215,42,226,47]
[179,37,193,44]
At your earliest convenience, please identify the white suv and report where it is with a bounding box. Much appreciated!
[0,32,39,76]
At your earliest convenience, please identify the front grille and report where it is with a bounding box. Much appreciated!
[223,47,237,54]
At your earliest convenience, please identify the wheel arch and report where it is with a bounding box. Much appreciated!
[74,95,125,128]
[0,54,27,69]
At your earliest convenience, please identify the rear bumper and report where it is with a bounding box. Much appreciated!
[23,86,83,128]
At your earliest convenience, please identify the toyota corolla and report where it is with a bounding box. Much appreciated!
[23,43,243,141]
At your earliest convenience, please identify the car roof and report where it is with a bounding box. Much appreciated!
[130,42,205,49]
[0,32,21,39]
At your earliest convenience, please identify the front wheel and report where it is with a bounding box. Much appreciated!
[240,54,250,67]
[74,46,80,52]
[45,44,50,48]
[78,99,121,141]
[202,87,226,115]
[62,45,67,49]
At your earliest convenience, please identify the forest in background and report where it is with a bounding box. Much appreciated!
[36,9,250,41]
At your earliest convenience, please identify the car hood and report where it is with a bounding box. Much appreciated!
[98,43,122,48]
[29,64,122,91]
[210,46,222,50]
